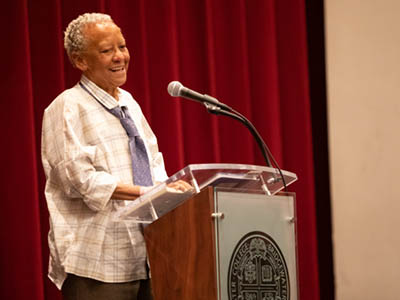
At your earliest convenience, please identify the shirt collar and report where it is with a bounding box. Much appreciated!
[80,75,121,109]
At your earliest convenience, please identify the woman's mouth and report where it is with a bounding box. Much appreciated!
[110,66,125,72]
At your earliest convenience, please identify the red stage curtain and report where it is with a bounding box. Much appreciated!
[1,1,319,299]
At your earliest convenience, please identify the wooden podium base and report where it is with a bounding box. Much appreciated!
[144,187,217,300]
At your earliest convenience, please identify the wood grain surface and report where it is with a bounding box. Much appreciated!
[144,187,217,300]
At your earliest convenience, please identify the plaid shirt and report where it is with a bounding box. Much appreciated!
[41,75,168,289]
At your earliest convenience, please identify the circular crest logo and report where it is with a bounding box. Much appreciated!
[227,231,290,300]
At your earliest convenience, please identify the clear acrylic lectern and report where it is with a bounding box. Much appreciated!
[114,163,297,224]
[114,163,299,300]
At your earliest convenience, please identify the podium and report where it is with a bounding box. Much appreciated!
[114,164,299,300]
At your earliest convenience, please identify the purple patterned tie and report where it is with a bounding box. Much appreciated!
[108,105,153,186]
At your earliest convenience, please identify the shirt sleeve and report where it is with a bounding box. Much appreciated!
[41,96,118,211]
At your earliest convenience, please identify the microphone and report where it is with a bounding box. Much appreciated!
[168,81,232,111]
[167,81,283,183]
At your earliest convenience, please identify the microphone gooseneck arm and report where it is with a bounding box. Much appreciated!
[168,81,287,190]
[204,104,272,167]
[205,104,287,190]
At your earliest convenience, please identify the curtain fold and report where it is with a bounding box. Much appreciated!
[1,1,320,299]
[1,1,45,299]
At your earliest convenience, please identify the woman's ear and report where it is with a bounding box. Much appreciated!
[71,52,88,71]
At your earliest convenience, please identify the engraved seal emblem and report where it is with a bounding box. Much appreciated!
[228,231,290,300]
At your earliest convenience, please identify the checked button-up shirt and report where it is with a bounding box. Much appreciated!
[41,75,168,289]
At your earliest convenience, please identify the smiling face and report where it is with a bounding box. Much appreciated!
[74,21,130,98]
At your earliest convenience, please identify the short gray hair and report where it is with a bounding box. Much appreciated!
[64,13,113,61]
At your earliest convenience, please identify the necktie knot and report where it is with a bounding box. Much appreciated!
[113,106,139,138]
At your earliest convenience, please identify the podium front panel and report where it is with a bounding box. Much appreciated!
[214,190,298,300]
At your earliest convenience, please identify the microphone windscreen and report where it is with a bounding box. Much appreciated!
[168,81,183,97]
